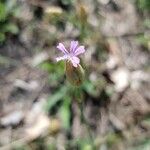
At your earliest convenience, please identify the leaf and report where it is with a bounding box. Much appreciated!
[59,96,71,130]
[61,0,73,5]
[137,0,150,11]
[78,138,93,150]
[40,62,54,72]
[6,0,17,13]
[4,23,19,34]
[40,62,65,86]
[136,34,150,50]
[82,81,95,95]
[0,32,5,42]
[82,80,99,97]
[40,61,64,74]
[0,2,7,21]
[45,86,68,112]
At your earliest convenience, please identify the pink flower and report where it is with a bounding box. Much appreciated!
[56,41,85,67]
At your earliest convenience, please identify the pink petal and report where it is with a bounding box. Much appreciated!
[74,46,85,56]
[70,56,80,67]
[70,41,78,53]
[72,62,78,67]
[57,43,68,54]
[56,55,68,62]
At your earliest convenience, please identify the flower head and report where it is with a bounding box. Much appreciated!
[56,41,85,67]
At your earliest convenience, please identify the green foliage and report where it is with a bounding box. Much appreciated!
[136,0,150,11]
[82,78,106,97]
[40,61,65,86]
[144,19,150,28]
[59,96,71,130]
[60,0,74,6]
[0,32,5,42]
[66,138,94,150]
[136,34,150,51]
[45,85,68,112]
[82,80,99,97]
[78,139,93,150]
[106,133,121,147]
[0,0,19,43]
[4,23,19,34]
[0,2,7,21]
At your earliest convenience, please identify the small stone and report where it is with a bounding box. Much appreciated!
[1,111,24,127]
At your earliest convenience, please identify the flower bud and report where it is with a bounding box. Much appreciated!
[65,61,85,86]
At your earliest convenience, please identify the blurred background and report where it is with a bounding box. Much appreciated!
[0,0,150,150]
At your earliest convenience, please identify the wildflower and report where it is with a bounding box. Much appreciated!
[56,41,85,67]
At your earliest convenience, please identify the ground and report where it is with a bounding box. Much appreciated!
[0,0,150,150]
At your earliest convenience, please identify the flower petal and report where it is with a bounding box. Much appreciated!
[57,43,68,54]
[70,41,78,53]
[56,55,68,62]
[70,56,80,67]
[74,46,85,56]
